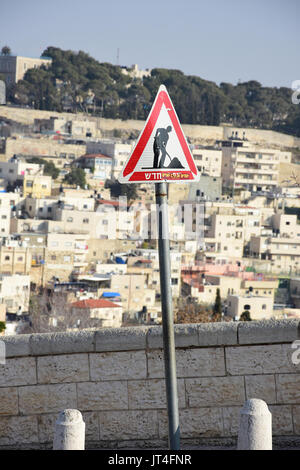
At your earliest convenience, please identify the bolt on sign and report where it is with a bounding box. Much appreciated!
[119,85,200,184]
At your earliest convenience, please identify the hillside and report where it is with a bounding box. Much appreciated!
[7,46,300,138]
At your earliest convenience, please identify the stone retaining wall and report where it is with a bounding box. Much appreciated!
[0,319,300,449]
[1,106,300,149]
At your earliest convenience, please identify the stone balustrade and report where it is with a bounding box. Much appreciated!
[0,319,299,449]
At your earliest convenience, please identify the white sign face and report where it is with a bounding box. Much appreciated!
[119,85,200,184]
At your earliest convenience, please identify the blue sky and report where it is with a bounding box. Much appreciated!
[1,0,299,88]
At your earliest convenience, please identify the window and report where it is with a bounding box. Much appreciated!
[17,257,23,262]
[51,255,56,260]
[64,256,71,262]
[1,215,6,219]
[262,304,266,310]
[26,181,33,187]
[51,241,58,247]
[4,256,10,261]
[83,218,89,223]
[67,217,73,222]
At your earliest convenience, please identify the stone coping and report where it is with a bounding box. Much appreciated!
[1,319,299,358]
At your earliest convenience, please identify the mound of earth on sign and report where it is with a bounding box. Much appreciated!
[163,158,184,169]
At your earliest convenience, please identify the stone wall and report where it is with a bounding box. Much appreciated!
[1,106,300,149]
[0,319,299,449]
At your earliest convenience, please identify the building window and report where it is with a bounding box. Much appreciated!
[67,217,73,222]
[83,218,89,223]
[26,181,33,187]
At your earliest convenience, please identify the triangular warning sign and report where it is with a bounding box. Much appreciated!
[119,85,200,183]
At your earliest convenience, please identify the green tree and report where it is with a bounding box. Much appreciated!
[213,288,222,316]
[63,168,87,188]
[7,45,300,137]
[1,46,11,56]
[26,157,59,179]
[105,178,138,201]
[0,321,6,333]
[240,311,252,321]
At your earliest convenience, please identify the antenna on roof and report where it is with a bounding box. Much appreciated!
[116,48,120,66]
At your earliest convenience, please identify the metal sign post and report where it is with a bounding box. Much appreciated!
[155,181,180,450]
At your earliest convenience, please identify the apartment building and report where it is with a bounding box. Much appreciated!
[86,140,134,177]
[221,139,292,192]
[204,213,246,261]
[121,64,151,80]
[75,153,113,181]
[25,196,58,219]
[34,116,97,138]
[110,273,155,313]
[134,249,182,298]
[187,176,222,202]
[185,273,278,305]
[0,244,31,275]
[23,233,90,286]
[192,147,222,177]
[0,55,52,86]
[0,196,12,236]
[249,213,300,273]
[23,174,52,198]
[86,239,136,264]
[250,236,300,273]
[0,157,43,184]
[0,274,30,314]
[226,294,274,320]
[70,298,123,328]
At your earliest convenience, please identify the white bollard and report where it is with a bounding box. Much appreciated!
[237,399,272,450]
[53,409,85,450]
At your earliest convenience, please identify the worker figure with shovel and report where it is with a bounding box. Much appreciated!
[153,126,184,169]
[153,126,173,168]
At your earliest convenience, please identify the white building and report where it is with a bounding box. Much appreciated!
[0,274,30,314]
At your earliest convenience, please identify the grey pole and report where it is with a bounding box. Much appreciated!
[155,181,180,450]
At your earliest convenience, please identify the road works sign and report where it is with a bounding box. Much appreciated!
[119,85,200,183]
